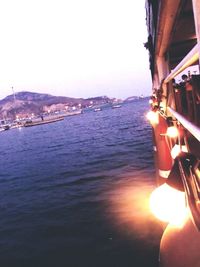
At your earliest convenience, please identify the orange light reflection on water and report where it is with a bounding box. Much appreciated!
[105,178,163,243]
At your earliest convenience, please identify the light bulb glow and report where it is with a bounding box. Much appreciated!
[171,144,188,159]
[150,183,188,227]
[166,126,179,138]
[146,111,158,125]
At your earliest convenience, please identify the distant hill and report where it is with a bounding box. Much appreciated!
[0,91,111,120]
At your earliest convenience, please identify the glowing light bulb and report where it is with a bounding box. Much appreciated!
[149,183,188,227]
[166,126,179,138]
[171,144,188,159]
[146,111,158,125]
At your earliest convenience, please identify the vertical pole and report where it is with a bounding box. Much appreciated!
[11,86,16,102]
[11,86,16,120]
[157,56,169,83]
[156,56,170,111]
[153,73,160,91]
[192,0,200,69]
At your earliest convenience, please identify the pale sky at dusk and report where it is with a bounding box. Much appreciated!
[0,0,152,100]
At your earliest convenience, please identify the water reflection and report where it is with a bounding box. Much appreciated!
[106,176,164,245]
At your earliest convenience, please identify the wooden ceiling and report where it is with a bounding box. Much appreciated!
[169,0,197,68]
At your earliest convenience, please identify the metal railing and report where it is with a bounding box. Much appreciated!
[164,44,199,84]
[168,107,200,142]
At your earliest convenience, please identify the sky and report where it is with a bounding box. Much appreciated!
[0,0,152,100]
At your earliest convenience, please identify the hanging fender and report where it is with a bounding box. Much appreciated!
[153,113,173,184]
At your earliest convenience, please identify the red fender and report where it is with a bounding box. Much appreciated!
[153,114,173,184]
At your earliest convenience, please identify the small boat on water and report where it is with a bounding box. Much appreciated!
[112,104,122,109]
[3,125,10,130]
[94,108,102,112]
[146,0,200,266]
[62,110,82,116]
[0,125,10,131]
[24,116,64,127]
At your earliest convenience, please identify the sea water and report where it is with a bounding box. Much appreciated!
[0,99,163,267]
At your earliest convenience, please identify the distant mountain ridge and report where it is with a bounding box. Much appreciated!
[0,91,111,120]
[1,91,81,104]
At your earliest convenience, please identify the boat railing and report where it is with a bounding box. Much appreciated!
[168,107,200,142]
[164,44,199,84]
[157,42,200,140]
[148,25,200,140]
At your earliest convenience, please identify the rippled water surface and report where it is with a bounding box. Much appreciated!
[0,99,163,267]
